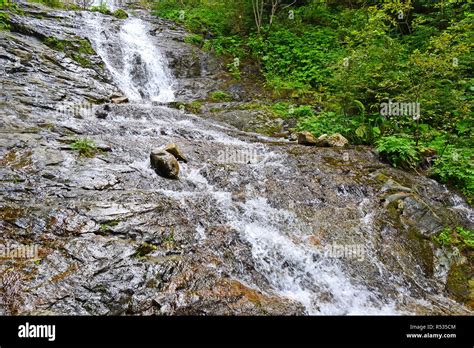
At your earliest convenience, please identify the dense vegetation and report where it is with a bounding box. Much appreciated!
[153,0,473,203]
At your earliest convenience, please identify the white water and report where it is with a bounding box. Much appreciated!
[173,153,400,315]
[84,10,175,102]
[82,7,403,314]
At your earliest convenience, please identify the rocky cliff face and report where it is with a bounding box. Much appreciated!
[0,3,472,315]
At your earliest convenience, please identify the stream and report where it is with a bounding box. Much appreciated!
[0,2,472,315]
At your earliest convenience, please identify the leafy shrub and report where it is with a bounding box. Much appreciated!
[0,0,19,30]
[250,27,343,93]
[0,11,9,31]
[297,112,349,137]
[90,1,111,15]
[430,146,474,202]
[29,0,63,8]
[433,227,474,250]
[376,136,419,169]
[184,33,203,46]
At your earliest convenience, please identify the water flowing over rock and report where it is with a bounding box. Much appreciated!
[0,2,472,316]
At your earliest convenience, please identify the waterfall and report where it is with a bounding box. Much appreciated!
[81,9,401,314]
[84,9,175,102]
[72,4,469,316]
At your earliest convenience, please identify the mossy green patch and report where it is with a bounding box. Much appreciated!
[133,243,158,258]
[446,263,471,304]
[112,9,128,20]
[99,220,119,233]
[209,90,232,102]
[42,36,95,68]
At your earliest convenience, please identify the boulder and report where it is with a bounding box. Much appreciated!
[150,149,180,179]
[317,134,330,147]
[111,96,129,104]
[95,104,111,119]
[164,143,187,163]
[297,131,318,146]
[327,133,348,147]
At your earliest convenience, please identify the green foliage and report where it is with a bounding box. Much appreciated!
[209,90,232,102]
[90,1,111,15]
[433,227,474,250]
[291,105,314,119]
[0,0,19,30]
[133,242,158,258]
[29,0,64,8]
[112,9,128,20]
[297,112,348,138]
[71,138,97,158]
[251,26,343,92]
[99,220,119,232]
[186,100,203,114]
[0,11,10,31]
[430,146,474,202]
[43,36,94,67]
[376,136,419,169]
[226,59,241,80]
[184,33,203,46]
[152,0,473,203]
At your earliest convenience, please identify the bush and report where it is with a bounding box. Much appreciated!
[376,136,419,169]
[297,112,349,137]
[90,1,110,15]
[30,0,63,8]
[430,146,474,202]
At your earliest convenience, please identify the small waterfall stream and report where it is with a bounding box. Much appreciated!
[84,9,175,102]
[43,3,469,315]
[3,0,473,316]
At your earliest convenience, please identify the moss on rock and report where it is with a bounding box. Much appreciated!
[112,9,128,20]
[42,36,95,68]
[446,263,471,305]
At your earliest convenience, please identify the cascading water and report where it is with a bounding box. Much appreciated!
[4,0,473,318]
[84,5,175,102]
[31,3,468,315]
[170,144,400,315]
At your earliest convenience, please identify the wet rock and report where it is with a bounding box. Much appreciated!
[150,149,180,179]
[2,4,473,316]
[95,104,111,119]
[381,179,412,193]
[111,96,129,104]
[164,143,187,163]
[297,131,318,146]
[327,133,348,147]
[446,264,471,305]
